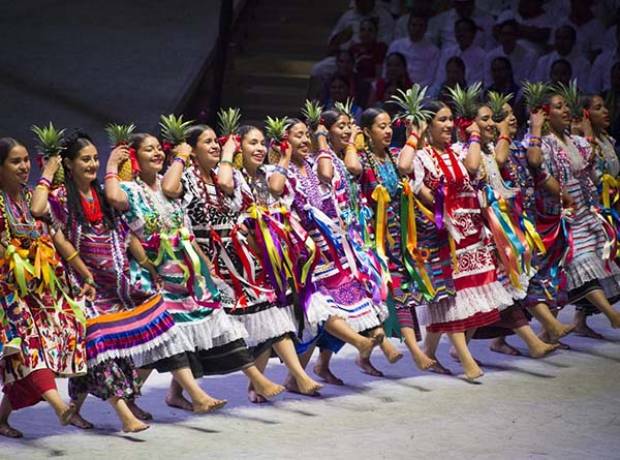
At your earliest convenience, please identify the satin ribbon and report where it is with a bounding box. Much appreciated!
[128,147,141,175]
[371,185,391,264]
[31,237,59,297]
[400,179,435,299]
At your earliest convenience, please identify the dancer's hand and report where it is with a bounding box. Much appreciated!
[80,283,96,301]
[222,135,238,157]
[42,155,62,180]
[108,145,129,170]
[466,122,481,136]
[173,142,192,160]
[529,109,546,133]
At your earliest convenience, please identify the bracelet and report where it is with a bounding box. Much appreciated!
[469,136,481,145]
[138,255,150,266]
[36,184,50,192]
[219,159,234,166]
[66,250,79,262]
[315,130,329,138]
[345,144,357,154]
[173,156,186,168]
[104,172,119,181]
[406,139,418,149]
[316,153,332,162]
[528,139,542,148]
[274,165,288,176]
[38,177,52,188]
[497,135,512,144]
[409,132,420,142]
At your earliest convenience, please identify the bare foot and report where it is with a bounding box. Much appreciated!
[248,389,267,404]
[69,413,94,430]
[358,334,384,360]
[449,347,482,366]
[355,356,384,377]
[427,360,453,375]
[490,339,522,356]
[253,379,285,400]
[127,400,153,421]
[313,364,345,385]
[165,392,193,412]
[529,342,560,359]
[411,350,437,371]
[58,404,77,426]
[611,312,620,329]
[294,375,323,395]
[192,396,228,414]
[386,350,404,364]
[547,323,575,342]
[461,358,484,383]
[122,419,150,433]
[0,422,23,438]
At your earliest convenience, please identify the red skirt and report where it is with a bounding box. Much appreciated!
[3,369,57,410]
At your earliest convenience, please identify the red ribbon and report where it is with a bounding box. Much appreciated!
[128,147,141,174]
[454,117,473,141]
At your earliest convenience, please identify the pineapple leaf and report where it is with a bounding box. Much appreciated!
[446,82,482,120]
[301,99,324,128]
[159,114,194,145]
[554,79,581,118]
[522,81,551,111]
[334,98,355,119]
[487,91,513,123]
[105,123,136,146]
[388,84,433,126]
[31,122,66,157]
[217,107,242,136]
[264,116,291,142]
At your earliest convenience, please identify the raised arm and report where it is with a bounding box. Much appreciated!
[161,142,191,199]
[315,124,334,184]
[31,156,62,217]
[463,123,482,174]
[268,144,292,197]
[398,123,425,175]
[104,146,130,211]
[494,119,511,167]
[217,136,238,196]
[526,110,545,169]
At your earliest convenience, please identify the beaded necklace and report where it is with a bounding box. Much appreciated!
[364,147,400,196]
[0,188,40,243]
[136,176,183,234]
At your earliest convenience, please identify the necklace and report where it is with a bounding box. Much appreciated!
[0,188,40,243]
[136,176,183,234]
[80,186,104,224]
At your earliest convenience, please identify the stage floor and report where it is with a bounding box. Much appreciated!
[2,306,620,460]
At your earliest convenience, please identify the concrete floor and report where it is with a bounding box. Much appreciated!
[2,306,620,460]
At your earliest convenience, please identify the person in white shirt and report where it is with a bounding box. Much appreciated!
[564,0,605,62]
[590,25,620,94]
[310,0,395,85]
[433,17,485,90]
[386,9,440,87]
[426,0,495,50]
[393,0,437,40]
[485,19,537,85]
[496,0,553,56]
[533,25,591,91]
[328,0,395,53]
[549,58,573,87]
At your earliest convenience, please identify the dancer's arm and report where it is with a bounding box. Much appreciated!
[161,143,192,199]
[268,144,292,197]
[31,156,62,217]
[52,229,96,300]
[104,146,130,211]
[463,124,482,174]
[315,124,334,184]
[217,136,238,196]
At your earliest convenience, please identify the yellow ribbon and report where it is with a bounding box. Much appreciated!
[3,243,35,297]
[371,185,391,264]
[248,204,285,294]
[601,174,620,210]
[522,214,546,256]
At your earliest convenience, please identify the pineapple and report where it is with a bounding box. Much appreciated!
[31,122,66,186]
[554,79,581,119]
[265,116,291,163]
[159,114,194,146]
[388,84,433,127]
[522,81,551,113]
[301,99,324,130]
[487,91,514,123]
[446,82,482,121]
[105,123,136,181]
[217,107,242,142]
[334,98,355,119]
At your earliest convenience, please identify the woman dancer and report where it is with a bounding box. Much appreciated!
[0,138,86,437]
[105,133,284,409]
[31,132,184,431]
[263,120,385,387]
[161,125,322,402]
[539,92,620,330]
[572,95,620,338]
[466,103,559,358]
[398,102,512,380]
[357,108,437,372]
